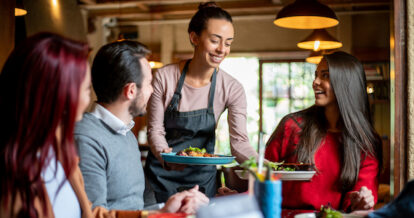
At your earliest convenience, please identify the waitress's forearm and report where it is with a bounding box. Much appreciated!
[147,75,171,161]
[230,139,259,163]
[227,100,258,162]
[148,130,169,160]
[228,111,258,163]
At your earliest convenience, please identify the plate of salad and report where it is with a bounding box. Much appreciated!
[161,147,235,165]
[235,157,316,181]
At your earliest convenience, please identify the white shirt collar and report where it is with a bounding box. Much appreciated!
[91,104,135,136]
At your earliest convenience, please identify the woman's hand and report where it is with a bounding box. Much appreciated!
[161,185,209,214]
[160,148,187,171]
[349,186,375,211]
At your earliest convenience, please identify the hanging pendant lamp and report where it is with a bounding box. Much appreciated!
[15,0,27,16]
[274,0,338,29]
[306,50,335,64]
[297,29,342,51]
[15,8,27,16]
[306,50,324,64]
[149,61,163,69]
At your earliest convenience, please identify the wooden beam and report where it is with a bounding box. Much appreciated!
[391,0,407,198]
[83,0,254,10]
[87,3,390,21]
[136,3,149,11]
[115,10,389,26]
[82,0,390,11]
[79,0,96,4]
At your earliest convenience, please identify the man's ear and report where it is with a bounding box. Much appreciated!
[189,32,199,46]
[123,83,137,100]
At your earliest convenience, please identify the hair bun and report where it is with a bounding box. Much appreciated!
[198,1,218,10]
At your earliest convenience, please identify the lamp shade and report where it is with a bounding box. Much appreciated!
[306,50,324,64]
[15,0,27,16]
[306,50,335,64]
[274,0,338,29]
[297,29,342,51]
[15,8,27,16]
[149,61,163,69]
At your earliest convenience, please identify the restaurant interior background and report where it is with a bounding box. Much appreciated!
[1,0,413,209]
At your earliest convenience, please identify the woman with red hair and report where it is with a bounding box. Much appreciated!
[0,32,92,217]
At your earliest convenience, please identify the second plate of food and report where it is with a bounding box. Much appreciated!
[161,153,235,165]
[234,170,316,181]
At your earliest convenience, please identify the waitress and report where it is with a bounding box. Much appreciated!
[145,2,258,202]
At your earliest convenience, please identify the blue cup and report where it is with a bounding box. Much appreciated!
[254,180,282,218]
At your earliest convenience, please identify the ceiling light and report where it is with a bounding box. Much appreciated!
[306,50,335,64]
[15,8,27,16]
[274,0,338,29]
[306,50,324,64]
[149,61,163,69]
[15,0,27,16]
[297,29,342,51]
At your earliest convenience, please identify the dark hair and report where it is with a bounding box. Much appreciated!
[188,1,233,35]
[91,40,150,104]
[295,51,382,192]
[0,32,88,217]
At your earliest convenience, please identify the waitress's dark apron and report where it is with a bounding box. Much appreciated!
[145,60,217,202]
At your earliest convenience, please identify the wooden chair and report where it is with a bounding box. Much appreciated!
[221,166,248,193]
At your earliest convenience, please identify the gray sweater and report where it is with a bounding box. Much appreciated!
[74,113,145,210]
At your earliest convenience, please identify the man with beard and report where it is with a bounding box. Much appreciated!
[74,40,208,213]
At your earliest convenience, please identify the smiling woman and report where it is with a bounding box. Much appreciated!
[145,1,258,203]
[265,51,382,213]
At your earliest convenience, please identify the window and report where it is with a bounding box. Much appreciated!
[261,61,316,135]
[215,58,315,154]
[215,57,259,154]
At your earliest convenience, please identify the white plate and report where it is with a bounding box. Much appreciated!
[294,213,363,218]
[342,214,364,218]
[234,170,316,181]
[294,213,315,218]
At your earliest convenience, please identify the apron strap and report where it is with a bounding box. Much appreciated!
[167,60,218,113]
[207,68,217,113]
[167,60,191,112]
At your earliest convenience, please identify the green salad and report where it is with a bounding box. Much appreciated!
[240,157,294,171]
[182,146,206,154]
[316,205,342,218]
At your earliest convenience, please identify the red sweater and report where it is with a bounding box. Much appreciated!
[264,115,379,211]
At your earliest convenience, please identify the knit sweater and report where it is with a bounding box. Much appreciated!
[265,113,379,211]
[75,113,145,210]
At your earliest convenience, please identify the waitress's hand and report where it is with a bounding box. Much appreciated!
[216,186,238,197]
[160,148,187,171]
[349,186,375,211]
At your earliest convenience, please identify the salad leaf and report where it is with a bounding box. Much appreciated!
[183,146,206,153]
[240,156,257,169]
[266,161,285,171]
[317,205,342,218]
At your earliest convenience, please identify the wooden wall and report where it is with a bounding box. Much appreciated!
[0,0,15,70]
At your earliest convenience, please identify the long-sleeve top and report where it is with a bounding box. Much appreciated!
[265,114,379,211]
[42,150,81,218]
[75,106,145,211]
[0,155,142,218]
[147,62,258,163]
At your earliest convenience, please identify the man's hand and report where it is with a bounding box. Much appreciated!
[160,148,187,171]
[349,186,375,211]
[161,185,209,214]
